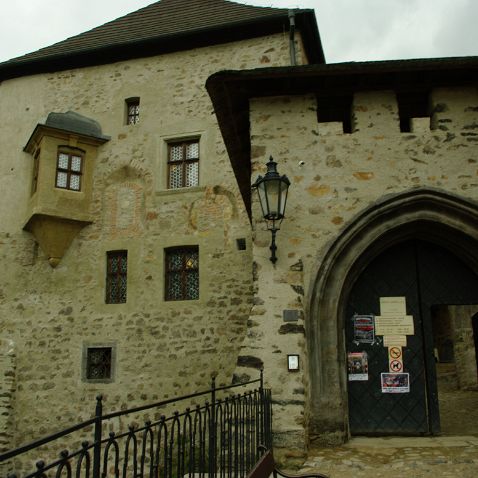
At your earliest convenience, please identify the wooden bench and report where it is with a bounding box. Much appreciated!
[246,447,328,478]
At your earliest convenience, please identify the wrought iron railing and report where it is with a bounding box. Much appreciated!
[1,371,272,478]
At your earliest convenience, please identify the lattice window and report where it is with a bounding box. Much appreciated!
[55,150,83,191]
[168,140,199,189]
[106,250,128,304]
[165,247,199,301]
[86,347,112,380]
[126,97,140,125]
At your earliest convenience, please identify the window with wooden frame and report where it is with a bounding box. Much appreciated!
[86,347,112,380]
[31,149,40,195]
[125,97,140,125]
[167,140,199,189]
[105,250,128,304]
[165,247,199,301]
[55,149,83,191]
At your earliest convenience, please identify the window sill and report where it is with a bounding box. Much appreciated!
[156,185,206,198]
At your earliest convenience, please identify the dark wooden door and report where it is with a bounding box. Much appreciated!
[346,239,478,435]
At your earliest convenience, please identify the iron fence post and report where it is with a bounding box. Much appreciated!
[93,395,103,478]
[259,368,264,452]
[209,374,217,478]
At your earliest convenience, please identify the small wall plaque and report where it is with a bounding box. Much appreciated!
[287,354,300,372]
[283,309,299,322]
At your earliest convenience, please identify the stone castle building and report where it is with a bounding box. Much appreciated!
[1,0,477,464]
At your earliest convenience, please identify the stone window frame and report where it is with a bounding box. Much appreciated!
[105,250,128,304]
[125,97,140,125]
[167,139,200,189]
[55,146,84,191]
[165,246,199,301]
[81,342,117,384]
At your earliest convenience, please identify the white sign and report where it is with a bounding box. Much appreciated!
[380,297,407,316]
[375,316,414,336]
[383,335,407,347]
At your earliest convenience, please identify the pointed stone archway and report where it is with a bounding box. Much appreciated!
[306,188,478,445]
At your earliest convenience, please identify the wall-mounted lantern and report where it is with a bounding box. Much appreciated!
[252,156,290,264]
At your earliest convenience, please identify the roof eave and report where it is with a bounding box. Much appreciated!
[0,11,323,81]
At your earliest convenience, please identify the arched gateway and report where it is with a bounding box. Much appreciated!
[307,188,478,443]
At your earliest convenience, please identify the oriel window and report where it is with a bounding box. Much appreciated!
[106,250,128,304]
[55,150,83,191]
[165,247,199,300]
[168,140,199,189]
[126,97,140,125]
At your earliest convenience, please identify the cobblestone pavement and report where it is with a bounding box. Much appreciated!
[301,436,478,478]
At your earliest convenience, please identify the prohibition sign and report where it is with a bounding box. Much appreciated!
[390,359,403,372]
[389,347,402,359]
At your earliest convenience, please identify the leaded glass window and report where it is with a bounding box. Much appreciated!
[86,347,112,380]
[165,247,199,301]
[55,150,83,191]
[106,250,127,304]
[126,98,140,125]
[167,140,199,189]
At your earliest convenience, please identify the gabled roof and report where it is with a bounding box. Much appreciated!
[0,0,324,80]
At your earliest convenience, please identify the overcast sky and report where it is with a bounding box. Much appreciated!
[1,0,477,64]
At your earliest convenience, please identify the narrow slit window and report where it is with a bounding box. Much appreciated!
[106,250,128,304]
[126,98,140,125]
[31,149,40,195]
[165,247,199,301]
[168,140,199,189]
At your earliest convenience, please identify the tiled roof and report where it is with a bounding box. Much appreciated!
[9,0,289,63]
[0,0,323,79]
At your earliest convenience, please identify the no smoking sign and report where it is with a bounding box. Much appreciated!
[389,346,402,359]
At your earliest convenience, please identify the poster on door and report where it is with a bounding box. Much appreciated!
[381,372,410,393]
[347,351,369,381]
[352,315,375,344]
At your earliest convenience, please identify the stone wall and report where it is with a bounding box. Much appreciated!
[448,305,478,390]
[0,339,15,476]
[247,87,478,448]
[0,32,301,454]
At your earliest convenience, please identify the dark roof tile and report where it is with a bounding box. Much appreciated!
[5,0,290,64]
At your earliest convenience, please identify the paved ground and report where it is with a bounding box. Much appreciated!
[301,436,478,478]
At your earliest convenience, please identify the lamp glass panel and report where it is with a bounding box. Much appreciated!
[256,182,268,218]
[279,182,289,217]
[264,179,280,219]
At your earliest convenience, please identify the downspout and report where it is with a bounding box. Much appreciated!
[288,10,297,66]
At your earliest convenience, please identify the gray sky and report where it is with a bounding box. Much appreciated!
[1,0,477,64]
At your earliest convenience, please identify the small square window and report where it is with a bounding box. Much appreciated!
[165,247,199,301]
[126,98,140,125]
[82,344,116,383]
[55,150,83,191]
[167,140,199,189]
[236,238,247,251]
[106,250,127,304]
[86,347,112,380]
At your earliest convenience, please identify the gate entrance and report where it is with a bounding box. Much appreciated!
[345,239,478,435]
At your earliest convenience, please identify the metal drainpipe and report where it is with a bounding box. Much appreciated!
[288,10,297,66]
